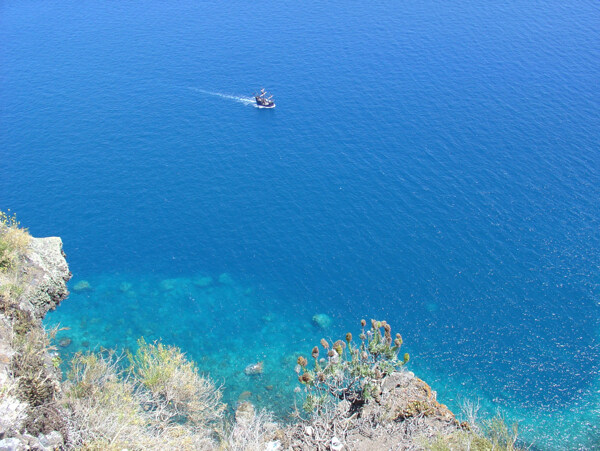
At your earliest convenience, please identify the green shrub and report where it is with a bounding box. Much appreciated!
[0,210,30,272]
[12,325,60,407]
[0,283,24,302]
[423,412,523,451]
[63,341,225,450]
[296,319,409,412]
[484,413,521,450]
[128,338,225,431]
[64,350,159,449]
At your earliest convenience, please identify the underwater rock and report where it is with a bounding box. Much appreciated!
[119,282,133,293]
[159,279,176,291]
[312,313,332,329]
[159,277,192,293]
[58,337,72,348]
[193,276,213,287]
[72,280,92,292]
[238,391,252,402]
[244,361,264,375]
[218,272,234,285]
[262,313,275,323]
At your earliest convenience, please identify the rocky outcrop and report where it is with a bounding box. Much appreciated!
[282,371,468,450]
[0,236,71,450]
[18,237,71,320]
[1,234,483,450]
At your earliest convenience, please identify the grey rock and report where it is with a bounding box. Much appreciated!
[22,237,71,319]
[20,434,39,447]
[312,313,332,329]
[38,431,64,450]
[0,235,71,442]
[0,437,26,451]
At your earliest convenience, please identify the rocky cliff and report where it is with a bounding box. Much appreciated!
[0,234,502,450]
[0,235,71,450]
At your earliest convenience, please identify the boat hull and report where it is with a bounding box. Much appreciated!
[255,90,275,108]
[255,95,275,108]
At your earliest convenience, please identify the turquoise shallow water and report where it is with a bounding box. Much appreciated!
[48,273,325,420]
[2,0,600,448]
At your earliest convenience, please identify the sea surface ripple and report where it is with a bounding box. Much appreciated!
[2,1,599,448]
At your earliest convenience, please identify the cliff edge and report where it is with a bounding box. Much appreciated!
[0,234,71,450]
[0,229,513,450]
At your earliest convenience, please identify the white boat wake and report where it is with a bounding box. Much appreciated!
[188,88,257,107]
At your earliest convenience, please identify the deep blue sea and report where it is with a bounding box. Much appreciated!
[2,1,599,448]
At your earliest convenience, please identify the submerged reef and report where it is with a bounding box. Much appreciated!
[71,280,91,293]
[312,313,332,329]
[0,221,524,449]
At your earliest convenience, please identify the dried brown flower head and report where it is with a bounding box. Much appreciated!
[297,356,308,367]
[345,332,352,343]
[311,346,319,359]
[361,319,366,327]
[320,338,329,349]
[301,372,312,383]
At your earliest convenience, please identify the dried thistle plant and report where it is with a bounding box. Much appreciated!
[296,319,410,413]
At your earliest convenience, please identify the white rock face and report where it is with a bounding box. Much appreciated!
[0,373,27,436]
[264,441,281,451]
[0,235,71,447]
[331,436,344,451]
[21,236,71,318]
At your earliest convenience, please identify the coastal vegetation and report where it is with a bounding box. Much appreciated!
[62,343,225,450]
[0,211,68,441]
[57,326,522,450]
[0,210,30,304]
[0,213,525,450]
[296,319,409,413]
